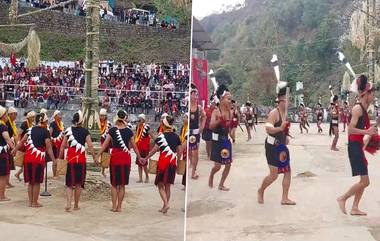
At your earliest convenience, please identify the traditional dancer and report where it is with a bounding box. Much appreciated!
[99,108,112,177]
[12,112,56,207]
[6,107,17,188]
[202,95,218,159]
[49,110,64,178]
[157,113,168,134]
[0,106,15,201]
[329,95,340,151]
[337,75,377,216]
[208,85,233,191]
[299,103,308,134]
[244,101,254,141]
[14,110,35,181]
[257,87,295,205]
[189,85,205,180]
[59,110,96,211]
[180,113,188,190]
[315,102,323,133]
[230,100,240,143]
[342,101,350,132]
[142,115,182,214]
[135,113,154,183]
[97,110,141,212]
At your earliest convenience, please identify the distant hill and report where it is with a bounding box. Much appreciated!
[201,0,365,106]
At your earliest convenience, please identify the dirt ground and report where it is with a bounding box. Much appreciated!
[186,123,380,241]
[0,153,186,241]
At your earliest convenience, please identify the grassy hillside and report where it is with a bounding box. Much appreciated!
[201,0,365,105]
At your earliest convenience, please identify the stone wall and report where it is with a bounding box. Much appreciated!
[0,2,191,63]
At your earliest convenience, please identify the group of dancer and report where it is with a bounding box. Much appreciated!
[190,71,379,215]
[0,106,188,214]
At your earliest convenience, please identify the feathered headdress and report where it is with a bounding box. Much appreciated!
[271,54,287,95]
[209,69,220,103]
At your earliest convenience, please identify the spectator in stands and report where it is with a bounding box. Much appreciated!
[0,85,7,107]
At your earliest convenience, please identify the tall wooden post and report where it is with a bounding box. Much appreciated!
[83,0,101,140]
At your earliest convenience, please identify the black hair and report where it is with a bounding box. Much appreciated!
[165,115,175,126]
[277,87,287,97]
[231,100,236,104]
[24,110,30,117]
[246,101,252,107]
[209,93,215,101]
[357,75,368,92]
[117,109,127,120]
[72,112,80,124]
[300,103,304,107]
[35,113,46,124]
[216,84,229,100]
[332,95,338,102]
[317,103,322,107]
[190,83,197,94]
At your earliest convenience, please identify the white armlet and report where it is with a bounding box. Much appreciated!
[265,123,274,128]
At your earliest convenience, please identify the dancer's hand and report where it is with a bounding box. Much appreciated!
[280,121,289,131]
[94,155,100,165]
[367,126,378,136]
[10,149,16,157]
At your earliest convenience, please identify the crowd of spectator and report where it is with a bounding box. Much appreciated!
[5,0,180,30]
[0,60,189,117]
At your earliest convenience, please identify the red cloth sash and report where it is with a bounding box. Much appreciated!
[66,146,86,164]
[110,147,131,166]
[24,146,46,165]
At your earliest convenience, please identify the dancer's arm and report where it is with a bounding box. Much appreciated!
[45,139,56,163]
[265,110,285,135]
[209,109,220,130]
[348,105,377,136]
[86,135,97,163]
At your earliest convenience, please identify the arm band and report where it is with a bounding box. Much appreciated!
[265,123,274,128]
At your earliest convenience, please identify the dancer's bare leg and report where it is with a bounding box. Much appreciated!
[209,163,221,188]
[0,176,10,201]
[32,184,42,207]
[165,183,171,203]
[281,171,296,205]
[331,126,339,151]
[27,184,32,206]
[65,187,73,211]
[111,186,117,212]
[258,166,278,204]
[158,183,169,213]
[338,176,369,215]
[116,186,125,212]
[219,164,231,191]
[137,166,143,183]
[143,166,149,183]
[191,149,199,179]
[206,141,212,159]
[73,187,81,210]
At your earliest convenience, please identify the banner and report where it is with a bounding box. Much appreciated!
[192,58,208,108]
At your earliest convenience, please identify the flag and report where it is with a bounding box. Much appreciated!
[192,58,208,108]
[10,52,16,66]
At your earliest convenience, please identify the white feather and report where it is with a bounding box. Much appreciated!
[36,150,41,158]
[76,143,81,152]
[68,135,75,142]
[0,146,3,153]
[71,139,78,147]
[81,146,86,153]
[3,146,7,152]
[31,147,37,155]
